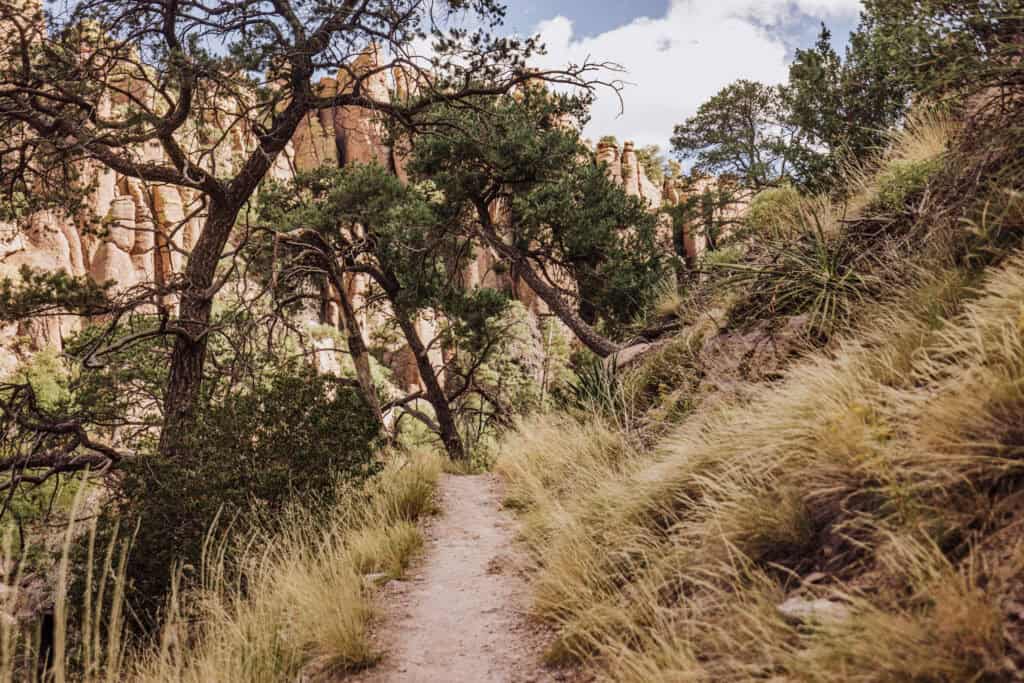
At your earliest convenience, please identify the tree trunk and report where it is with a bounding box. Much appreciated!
[393,310,466,461]
[157,204,238,459]
[339,294,384,426]
[322,264,385,430]
[475,207,622,358]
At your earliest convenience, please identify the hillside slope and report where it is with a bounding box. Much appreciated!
[497,105,1024,681]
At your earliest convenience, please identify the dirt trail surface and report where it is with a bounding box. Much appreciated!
[350,473,567,683]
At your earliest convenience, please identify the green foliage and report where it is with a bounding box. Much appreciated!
[553,183,662,326]
[263,163,465,313]
[872,157,942,213]
[5,347,70,410]
[674,13,916,195]
[472,302,542,407]
[0,474,84,563]
[96,361,382,625]
[0,266,113,322]
[635,145,666,185]
[786,23,912,189]
[519,162,665,332]
[62,320,174,440]
[561,354,631,428]
[409,92,667,336]
[671,81,800,190]
[744,185,804,238]
[444,287,512,354]
[701,244,745,269]
[538,318,577,404]
[862,0,1024,100]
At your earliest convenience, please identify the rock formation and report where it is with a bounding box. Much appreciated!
[594,139,664,209]
[0,22,739,391]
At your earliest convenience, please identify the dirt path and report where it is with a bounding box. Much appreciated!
[350,473,564,683]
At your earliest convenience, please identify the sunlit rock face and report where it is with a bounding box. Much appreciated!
[595,139,663,208]
[592,138,752,266]
[1,25,739,389]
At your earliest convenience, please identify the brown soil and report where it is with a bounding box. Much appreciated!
[349,473,574,683]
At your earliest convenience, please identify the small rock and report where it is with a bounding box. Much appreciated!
[363,572,390,586]
[777,597,850,625]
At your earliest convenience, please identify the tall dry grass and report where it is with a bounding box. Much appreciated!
[1,481,132,683]
[0,451,442,682]
[497,246,1024,680]
[844,107,960,219]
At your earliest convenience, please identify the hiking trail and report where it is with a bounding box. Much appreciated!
[349,473,574,683]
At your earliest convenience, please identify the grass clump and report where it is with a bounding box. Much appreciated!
[650,279,684,321]
[0,452,443,682]
[872,157,942,213]
[139,452,443,680]
[845,108,958,220]
[499,251,1024,679]
[497,100,1024,678]
[744,185,803,238]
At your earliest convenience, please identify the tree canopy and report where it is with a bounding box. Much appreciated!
[670,80,802,191]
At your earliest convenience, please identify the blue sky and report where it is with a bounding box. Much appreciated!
[501,0,865,150]
[503,0,671,39]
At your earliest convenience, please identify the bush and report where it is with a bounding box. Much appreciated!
[701,245,745,269]
[4,347,70,409]
[95,362,382,625]
[744,185,803,237]
[872,157,941,213]
[844,109,955,220]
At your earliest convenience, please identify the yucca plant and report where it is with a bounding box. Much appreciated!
[564,356,634,429]
[717,215,880,337]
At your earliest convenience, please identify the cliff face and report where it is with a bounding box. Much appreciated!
[593,138,744,263]
[595,139,664,208]
[0,40,514,386]
[0,33,716,383]
[0,94,294,376]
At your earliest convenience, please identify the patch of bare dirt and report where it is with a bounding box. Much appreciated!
[348,474,578,683]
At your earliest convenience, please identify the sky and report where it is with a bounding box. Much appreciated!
[499,0,865,150]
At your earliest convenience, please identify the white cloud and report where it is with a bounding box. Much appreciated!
[530,0,863,150]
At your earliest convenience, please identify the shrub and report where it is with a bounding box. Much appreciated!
[872,157,942,213]
[561,354,628,423]
[744,185,803,237]
[701,244,745,269]
[95,362,382,626]
[722,229,879,337]
[844,108,956,219]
